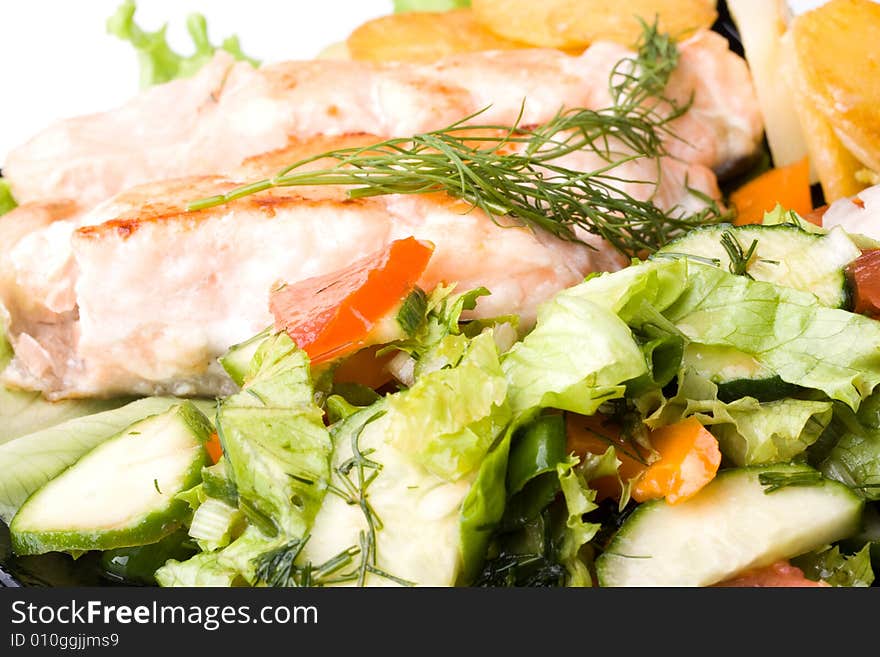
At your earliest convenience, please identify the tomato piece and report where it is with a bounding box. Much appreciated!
[715,561,828,587]
[205,432,223,465]
[731,157,813,225]
[632,417,721,505]
[848,249,880,317]
[270,237,434,364]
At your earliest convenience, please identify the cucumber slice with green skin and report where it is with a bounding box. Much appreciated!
[656,223,860,308]
[596,464,863,587]
[683,343,799,402]
[10,403,212,555]
[219,329,271,387]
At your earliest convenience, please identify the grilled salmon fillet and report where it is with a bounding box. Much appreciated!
[0,128,720,399]
[3,30,760,207]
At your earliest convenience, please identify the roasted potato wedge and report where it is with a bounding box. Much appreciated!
[347,9,527,63]
[787,0,880,200]
[472,0,717,49]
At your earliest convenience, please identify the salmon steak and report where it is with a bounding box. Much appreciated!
[0,30,761,399]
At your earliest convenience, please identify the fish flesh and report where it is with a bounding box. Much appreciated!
[3,30,761,207]
[0,135,719,398]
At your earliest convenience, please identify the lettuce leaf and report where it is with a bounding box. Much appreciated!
[107,0,259,88]
[818,411,880,501]
[393,0,471,11]
[458,422,516,584]
[761,204,825,234]
[793,544,875,587]
[665,261,880,410]
[0,179,16,217]
[642,370,833,466]
[154,552,241,587]
[556,455,607,587]
[218,333,332,538]
[387,331,510,481]
[502,287,648,416]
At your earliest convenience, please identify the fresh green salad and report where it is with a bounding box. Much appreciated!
[2,210,879,587]
[1,2,879,588]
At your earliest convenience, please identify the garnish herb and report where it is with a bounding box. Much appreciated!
[720,231,759,278]
[324,409,414,586]
[188,22,726,256]
[759,470,824,493]
[396,287,429,337]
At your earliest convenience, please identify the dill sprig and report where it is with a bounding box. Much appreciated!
[326,408,414,587]
[759,470,824,494]
[188,22,725,256]
[720,230,759,278]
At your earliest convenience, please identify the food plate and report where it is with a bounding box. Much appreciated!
[2,0,878,589]
[0,2,748,587]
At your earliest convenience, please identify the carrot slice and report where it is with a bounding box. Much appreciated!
[205,432,223,465]
[270,237,434,364]
[731,157,813,225]
[632,417,721,505]
[848,249,880,317]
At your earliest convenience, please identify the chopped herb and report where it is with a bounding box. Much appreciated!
[187,22,726,256]
[759,470,824,493]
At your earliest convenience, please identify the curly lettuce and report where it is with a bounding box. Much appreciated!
[0,180,16,217]
[107,1,259,88]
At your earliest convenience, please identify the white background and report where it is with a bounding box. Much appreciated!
[0,1,391,164]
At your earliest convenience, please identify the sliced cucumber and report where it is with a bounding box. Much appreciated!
[656,223,860,308]
[682,343,797,402]
[219,329,270,387]
[11,403,211,555]
[596,464,863,587]
[0,397,193,524]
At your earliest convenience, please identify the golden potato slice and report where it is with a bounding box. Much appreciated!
[346,9,527,63]
[472,0,717,49]
[788,83,866,202]
[790,0,880,176]
[782,30,866,202]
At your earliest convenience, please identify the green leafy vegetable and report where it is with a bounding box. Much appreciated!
[506,415,567,497]
[458,423,516,584]
[818,405,880,501]
[761,203,824,234]
[502,286,648,416]
[793,544,875,587]
[555,456,603,586]
[641,370,833,466]
[218,333,332,538]
[387,332,510,481]
[107,0,259,88]
[0,179,17,217]
[386,284,492,379]
[663,261,880,410]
